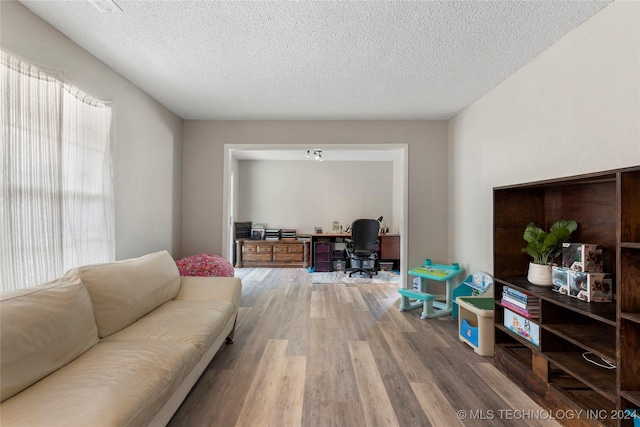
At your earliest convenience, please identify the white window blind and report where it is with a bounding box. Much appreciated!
[1,49,115,292]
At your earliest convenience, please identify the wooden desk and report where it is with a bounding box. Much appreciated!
[309,233,400,272]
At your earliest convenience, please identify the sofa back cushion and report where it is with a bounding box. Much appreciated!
[67,251,181,338]
[0,276,99,402]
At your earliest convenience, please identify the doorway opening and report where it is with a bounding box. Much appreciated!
[223,144,408,287]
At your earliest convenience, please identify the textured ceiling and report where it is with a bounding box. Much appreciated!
[19,0,611,120]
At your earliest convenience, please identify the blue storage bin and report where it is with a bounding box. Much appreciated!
[460,318,479,347]
[457,297,495,356]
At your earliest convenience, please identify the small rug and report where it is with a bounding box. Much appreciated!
[311,271,401,284]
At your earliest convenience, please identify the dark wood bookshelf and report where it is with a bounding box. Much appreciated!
[493,166,640,427]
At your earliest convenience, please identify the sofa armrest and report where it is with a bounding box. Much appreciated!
[175,276,242,310]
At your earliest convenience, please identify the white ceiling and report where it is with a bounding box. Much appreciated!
[19,0,610,121]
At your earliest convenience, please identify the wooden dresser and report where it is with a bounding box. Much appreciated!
[235,239,309,268]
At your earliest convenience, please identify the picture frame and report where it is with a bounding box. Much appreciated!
[250,229,264,240]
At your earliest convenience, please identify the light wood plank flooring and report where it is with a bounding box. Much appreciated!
[168,268,558,427]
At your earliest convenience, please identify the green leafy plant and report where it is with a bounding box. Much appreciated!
[522,220,578,265]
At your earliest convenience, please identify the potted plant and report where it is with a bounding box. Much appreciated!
[522,220,578,286]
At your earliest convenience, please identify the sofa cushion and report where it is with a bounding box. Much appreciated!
[0,276,99,402]
[102,299,235,353]
[176,276,242,308]
[0,341,200,427]
[67,250,181,338]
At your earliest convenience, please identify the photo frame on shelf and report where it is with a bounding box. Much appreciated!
[250,229,264,240]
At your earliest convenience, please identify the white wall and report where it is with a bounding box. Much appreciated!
[1,1,184,260]
[237,160,393,234]
[182,120,449,271]
[449,1,640,276]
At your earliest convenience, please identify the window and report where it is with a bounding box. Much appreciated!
[1,49,115,292]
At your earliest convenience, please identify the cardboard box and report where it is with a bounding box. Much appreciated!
[562,243,603,272]
[552,266,569,293]
[567,270,613,302]
[504,308,540,346]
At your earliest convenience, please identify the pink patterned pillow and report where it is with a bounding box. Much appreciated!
[175,254,234,277]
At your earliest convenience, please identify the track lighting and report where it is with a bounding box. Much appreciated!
[306,149,323,161]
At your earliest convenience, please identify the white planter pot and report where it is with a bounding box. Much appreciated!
[527,262,553,286]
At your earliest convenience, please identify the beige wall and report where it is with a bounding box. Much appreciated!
[449,1,640,276]
[182,120,449,271]
[1,1,184,260]
[237,160,394,234]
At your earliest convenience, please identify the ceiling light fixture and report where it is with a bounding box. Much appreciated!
[89,0,123,13]
[306,149,323,161]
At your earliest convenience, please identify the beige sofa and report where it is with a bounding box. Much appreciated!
[0,251,242,427]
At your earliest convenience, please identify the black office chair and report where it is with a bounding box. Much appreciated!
[345,219,380,278]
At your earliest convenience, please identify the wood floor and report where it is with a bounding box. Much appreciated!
[168,268,559,427]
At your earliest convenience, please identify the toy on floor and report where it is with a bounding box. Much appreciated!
[398,259,465,319]
[457,296,495,356]
[454,272,494,355]
[451,271,494,319]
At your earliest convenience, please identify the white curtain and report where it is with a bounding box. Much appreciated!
[1,49,115,292]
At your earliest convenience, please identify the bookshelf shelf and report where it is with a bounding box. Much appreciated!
[620,312,640,324]
[545,352,617,402]
[495,323,539,352]
[541,323,616,361]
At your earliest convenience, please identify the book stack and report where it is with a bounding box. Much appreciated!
[264,229,281,240]
[501,286,539,319]
[280,229,297,240]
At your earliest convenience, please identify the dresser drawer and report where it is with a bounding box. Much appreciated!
[274,253,304,262]
[243,253,272,262]
[273,245,287,254]
[243,244,273,254]
[315,251,330,262]
[274,244,304,254]
[314,242,330,252]
[287,244,304,254]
